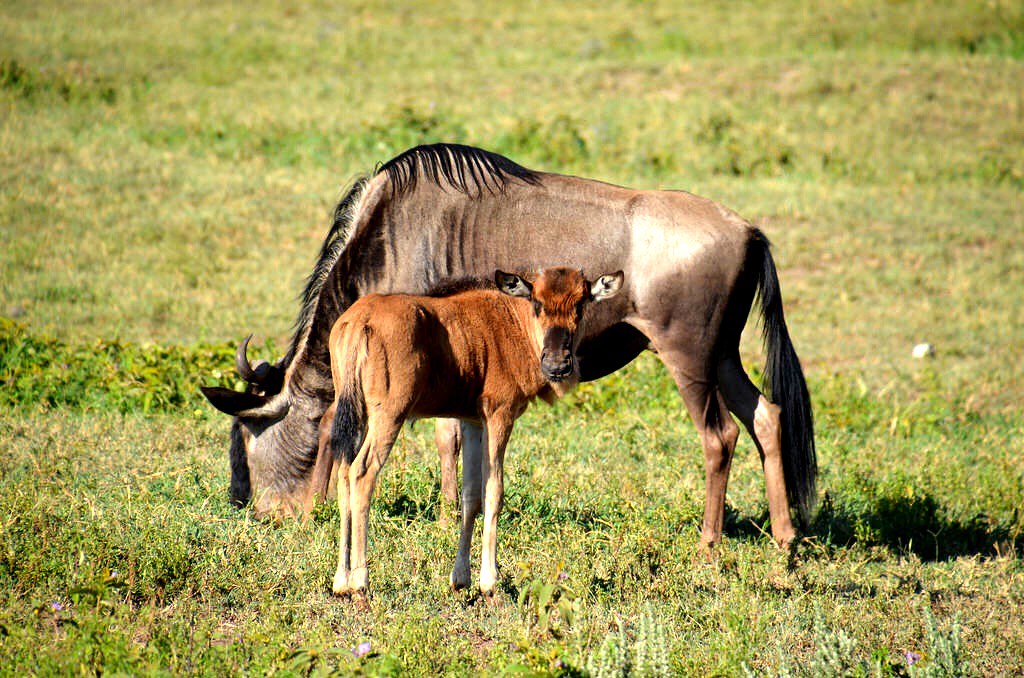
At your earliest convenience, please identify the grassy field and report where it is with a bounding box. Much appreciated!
[2,0,1023,674]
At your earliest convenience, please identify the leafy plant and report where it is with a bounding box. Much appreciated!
[584,606,671,678]
[284,642,403,677]
[911,607,966,678]
[0,318,248,414]
[69,569,128,614]
[586,627,630,678]
[518,562,579,638]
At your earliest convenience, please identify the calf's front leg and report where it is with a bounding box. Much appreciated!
[479,414,514,597]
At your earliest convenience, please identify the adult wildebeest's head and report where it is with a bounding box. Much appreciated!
[201,337,315,517]
[496,268,623,386]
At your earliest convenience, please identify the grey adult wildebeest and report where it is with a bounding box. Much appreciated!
[201,143,816,550]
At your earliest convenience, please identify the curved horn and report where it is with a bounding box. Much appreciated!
[235,334,260,383]
[251,360,272,381]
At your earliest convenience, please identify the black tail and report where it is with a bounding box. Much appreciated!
[328,326,368,465]
[329,392,365,466]
[752,230,817,528]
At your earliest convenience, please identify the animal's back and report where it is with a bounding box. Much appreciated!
[332,289,536,422]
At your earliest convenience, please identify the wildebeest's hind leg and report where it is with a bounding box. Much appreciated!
[451,421,483,591]
[717,352,796,548]
[345,414,403,602]
[434,418,461,528]
[654,343,741,554]
[681,380,741,555]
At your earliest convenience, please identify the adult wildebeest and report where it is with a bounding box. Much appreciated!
[201,143,816,550]
[328,268,622,600]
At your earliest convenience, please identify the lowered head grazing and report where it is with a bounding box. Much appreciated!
[495,267,624,384]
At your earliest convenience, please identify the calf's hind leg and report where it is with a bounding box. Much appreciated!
[333,451,353,596]
[340,415,403,599]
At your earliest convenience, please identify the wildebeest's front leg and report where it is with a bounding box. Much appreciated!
[305,403,339,515]
[451,421,483,591]
[479,412,514,597]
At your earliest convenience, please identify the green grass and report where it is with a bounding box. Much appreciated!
[2,0,1023,674]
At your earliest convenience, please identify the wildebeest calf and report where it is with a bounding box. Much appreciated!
[327,267,623,601]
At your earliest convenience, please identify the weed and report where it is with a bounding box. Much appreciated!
[765,605,971,677]
[1,0,1022,673]
[584,606,672,678]
[517,562,579,639]
[913,607,966,678]
[586,628,631,678]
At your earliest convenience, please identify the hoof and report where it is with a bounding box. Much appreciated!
[773,525,797,551]
[482,588,502,607]
[332,571,350,597]
[698,539,718,562]
[450,565,471,592]
[351,589,370,611]
[437,505,459,531]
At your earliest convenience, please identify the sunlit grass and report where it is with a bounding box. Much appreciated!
[2,0,1022,673]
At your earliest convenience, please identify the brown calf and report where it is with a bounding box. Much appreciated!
[327,267,623,600]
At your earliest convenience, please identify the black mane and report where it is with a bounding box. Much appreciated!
[377,143,541,196]
[280,175,370,368]
[281,145,537,371]
[426,275,497,298]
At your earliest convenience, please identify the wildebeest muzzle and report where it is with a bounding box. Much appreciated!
[540,327,574,381]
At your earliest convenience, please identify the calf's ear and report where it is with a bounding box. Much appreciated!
[495,270,532,298]
[591,271,624,301]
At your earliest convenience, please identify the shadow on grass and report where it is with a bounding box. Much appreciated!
[378,488,441,523]
[723,490,1018,562]
[377,481,1018,563]
[810,489,1018,561]
[377,485,615,534]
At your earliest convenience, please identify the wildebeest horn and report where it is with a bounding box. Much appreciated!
[235,334,260,383]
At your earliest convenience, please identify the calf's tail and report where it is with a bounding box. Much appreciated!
[752,229,817,528]
[329,324,369,465]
